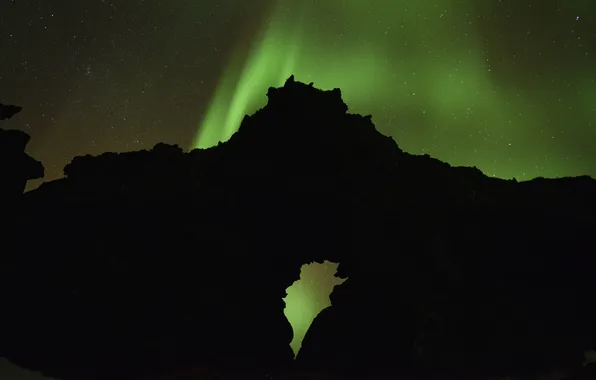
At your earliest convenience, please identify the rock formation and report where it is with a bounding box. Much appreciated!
[0,102,22,120]
[0,128,45,199]
[0,103,44,210]
[1,77,596,380]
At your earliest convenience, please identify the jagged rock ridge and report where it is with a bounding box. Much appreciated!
[1,77,596,380]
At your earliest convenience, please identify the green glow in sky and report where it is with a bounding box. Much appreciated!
[283,261,346,356]
[193,0,596,354]
[194,0,596,180]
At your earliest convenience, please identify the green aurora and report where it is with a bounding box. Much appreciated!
[194,0,596,180]
[193,0,596,355]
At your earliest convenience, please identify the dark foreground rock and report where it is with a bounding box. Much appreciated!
[1,78,596,380]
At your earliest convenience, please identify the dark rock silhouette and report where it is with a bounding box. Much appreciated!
[1,77,596,380]
[0,102,22,120]
[0,109,45,201]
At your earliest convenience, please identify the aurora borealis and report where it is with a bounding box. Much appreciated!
[1,0,596,367]
[196,0,596,180]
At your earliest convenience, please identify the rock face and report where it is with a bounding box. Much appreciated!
[1,77,596,380]
[0,103,23,120]
[0,103,44,200]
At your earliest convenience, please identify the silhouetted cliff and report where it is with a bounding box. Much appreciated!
[0,103,22,120]
[0,126,44,201]
[1,77,596,380]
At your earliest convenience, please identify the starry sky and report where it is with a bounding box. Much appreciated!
[1,0,595,184]
[1,0,595,365]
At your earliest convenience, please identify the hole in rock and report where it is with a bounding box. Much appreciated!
[282,260,347,357]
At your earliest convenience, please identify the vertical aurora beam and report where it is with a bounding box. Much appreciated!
[194,0,504,172]
[193,3,304,148]
[193,0,594,179]
[193,0,397,149]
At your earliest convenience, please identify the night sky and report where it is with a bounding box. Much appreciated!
[1,0,595,183]
[1,0,596,367]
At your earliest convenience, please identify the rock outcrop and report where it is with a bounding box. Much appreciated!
[0,128,45,199]
[0,103,22,120]
[0,103,44,200]
[1,77,596,380]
